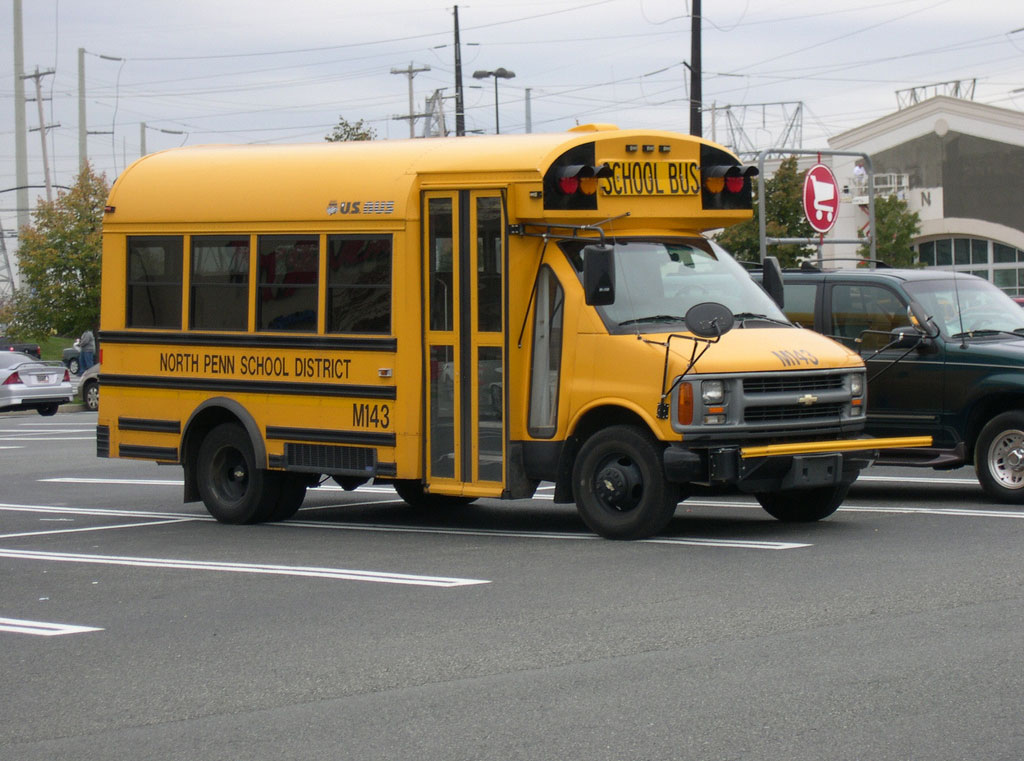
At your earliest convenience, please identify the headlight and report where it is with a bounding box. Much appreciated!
[701,380,725,404]
[850,373,864,396]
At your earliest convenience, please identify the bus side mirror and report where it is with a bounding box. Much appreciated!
[762,255,784,309]
[583,244,615,306]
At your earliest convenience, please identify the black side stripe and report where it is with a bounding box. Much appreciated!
[99,331,397,353]
[266,426,396,447]
[118,417,181,434]
[102,374,396,400]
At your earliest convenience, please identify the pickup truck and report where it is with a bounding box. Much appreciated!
[0,336,42,359]
[757,265,1024,503]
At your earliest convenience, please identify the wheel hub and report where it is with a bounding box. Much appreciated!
[593,456,642,512]
[990,429,1024,489]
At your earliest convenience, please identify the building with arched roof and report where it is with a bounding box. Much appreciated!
[825,95,1024,293]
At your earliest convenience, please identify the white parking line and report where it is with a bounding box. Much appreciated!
[0,517,194,540]
[0,436,95,441]
[0,617,103,637]
[0,502,808,549]
[41,477,183,486]
[0,549,491,587]
[282,519,812,549]
[857,474,979,486]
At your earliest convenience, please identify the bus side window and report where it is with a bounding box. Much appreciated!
[326,234,392,334]
[257,235,319,332]
[190,235,249,331]
[126,235,183,329]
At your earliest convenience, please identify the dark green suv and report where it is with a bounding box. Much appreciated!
[761,265,1024,502]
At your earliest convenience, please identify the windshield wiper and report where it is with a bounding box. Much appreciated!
[618,315,687,327]
[950,328,1024,339]
[732,312,791,327]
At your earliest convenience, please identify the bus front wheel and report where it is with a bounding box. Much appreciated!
[572,425,680,540]
[197,422,280,524]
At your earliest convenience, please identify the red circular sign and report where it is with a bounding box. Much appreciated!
[802,163,840,234]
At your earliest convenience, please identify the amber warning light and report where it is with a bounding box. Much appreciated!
[555,164,613,197]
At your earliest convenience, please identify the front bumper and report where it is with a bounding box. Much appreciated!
[664,436,932,493]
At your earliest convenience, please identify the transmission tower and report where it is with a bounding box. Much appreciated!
[422,90,449,137]
[708,101,804,155]
[896,79,976,110]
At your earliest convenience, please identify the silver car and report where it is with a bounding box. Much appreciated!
[0,352,74,416]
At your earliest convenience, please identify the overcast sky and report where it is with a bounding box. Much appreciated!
[2,0,1023,232]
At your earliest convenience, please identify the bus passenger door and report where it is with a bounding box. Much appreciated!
[423,190,505,494]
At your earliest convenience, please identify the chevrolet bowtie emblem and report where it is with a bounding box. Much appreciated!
[798,393,819,406]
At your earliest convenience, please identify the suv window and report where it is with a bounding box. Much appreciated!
[782,283,816,326]
[830,284,910,350]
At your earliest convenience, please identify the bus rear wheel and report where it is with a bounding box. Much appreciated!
[197,422,280,524]
[572,425,680,540]
[755,483,849,522]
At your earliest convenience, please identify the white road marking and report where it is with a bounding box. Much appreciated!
[0,549,490,587]
[857,474,979,486]
[0,518,194,540]
[41,477,183,486]
[0,436,95,441]
[0,502,805,549]
[281,519,811,549]
[0,617,103,637]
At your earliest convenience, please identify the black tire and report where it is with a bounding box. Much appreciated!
[265,473,308,522]
[755,483,849,522]
[68,357,80,375]
[393,480,476,509]
[196,422,280,524]
[83,379,99,411]
[572,425,680,540]
[37,403,59,417]
[975,411,1024,503]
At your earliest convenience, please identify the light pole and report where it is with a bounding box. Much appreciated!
[472,67,515,134]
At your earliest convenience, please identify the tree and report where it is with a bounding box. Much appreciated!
[714,156,816,268]
[858,193,921,267]
[8,164,108,339]
[325,116,377,142]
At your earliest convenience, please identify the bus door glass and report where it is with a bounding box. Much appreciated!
[424,190,505,490]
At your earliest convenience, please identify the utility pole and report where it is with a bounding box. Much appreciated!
[453,5,466,136]
[690,0,702,137]
[13,0,30,231]
[78,48,87,171]
[24,67,58,203]
[391,62,431,138]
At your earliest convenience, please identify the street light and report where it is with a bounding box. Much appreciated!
[473,67,516,134]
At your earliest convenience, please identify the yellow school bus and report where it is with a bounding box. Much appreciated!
[97,125,925,539]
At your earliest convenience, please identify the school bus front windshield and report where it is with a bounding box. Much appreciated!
[561,237,789,333]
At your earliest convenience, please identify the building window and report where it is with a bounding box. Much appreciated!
[326,235,392,334]
[916,237,1024,296]
[191,236,249,331]
[127,236,183,329]
[257,235,318,332]
[918,240,935,266]
[994,243,1017,264]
